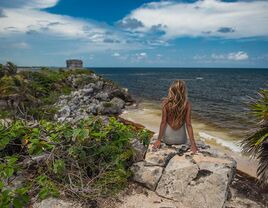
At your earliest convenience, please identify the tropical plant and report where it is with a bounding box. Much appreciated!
[0,65,95,120]
[0,64,4,78]
[241,89,268,184]
[0,117,151,206]
[3,62,17,76]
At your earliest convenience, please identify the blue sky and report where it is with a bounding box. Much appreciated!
[0,0,268,67]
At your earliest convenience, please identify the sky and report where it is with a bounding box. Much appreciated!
[0,0,268,68]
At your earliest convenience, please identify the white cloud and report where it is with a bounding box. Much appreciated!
[133,52,148,61]
[11,42,30,49]
[139,52,147,57]
[227,51,249,61]
[112,52,121,57]
[211,53,225,60]
[122,0,268,39]
[0,0,140,52]
[210,51,249,61]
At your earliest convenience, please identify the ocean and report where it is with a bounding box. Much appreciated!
[94,68,268,148]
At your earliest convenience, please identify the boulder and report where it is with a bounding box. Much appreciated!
[97,101,122,115]
[32,198,82,208]
[95,81,104,90]
[81,87,94,96]
[109,89,133,103]
[130,138,147,162]
[145,144,177,166]
[130,162,163,190]
[97,98,125,115]
[130,143,237,208]
[57,106,71,122]
[111,97,125,109]
[95,92,109,101]
[155,155,199,199]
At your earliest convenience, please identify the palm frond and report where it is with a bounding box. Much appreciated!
[241,88,268,185]
[241,127,268,157]
[257,140,268,184]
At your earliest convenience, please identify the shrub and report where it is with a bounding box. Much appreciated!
[0,117,150,207]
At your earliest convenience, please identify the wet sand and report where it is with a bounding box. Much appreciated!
[121,101,258,178]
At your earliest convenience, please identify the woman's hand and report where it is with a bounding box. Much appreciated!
[153,140,161,149]
[191,145,198,154]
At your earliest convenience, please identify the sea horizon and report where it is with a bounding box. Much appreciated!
[17,66,268,70]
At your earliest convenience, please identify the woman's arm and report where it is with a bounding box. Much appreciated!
[153,105,167,148]
[185,102,198,153]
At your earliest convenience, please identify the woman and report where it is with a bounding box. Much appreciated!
[153,80,198,154]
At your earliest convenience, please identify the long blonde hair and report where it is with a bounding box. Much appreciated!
[163,80,188,124]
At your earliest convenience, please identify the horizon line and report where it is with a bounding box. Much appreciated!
[16,66,268,70]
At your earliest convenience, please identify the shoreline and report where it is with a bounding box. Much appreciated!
[121,100,259,178]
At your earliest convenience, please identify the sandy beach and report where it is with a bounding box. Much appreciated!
[120,100,259,178]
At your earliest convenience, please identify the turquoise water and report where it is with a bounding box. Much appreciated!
[94,68,268,137]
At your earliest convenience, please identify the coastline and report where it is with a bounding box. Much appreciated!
[120,100,259,178]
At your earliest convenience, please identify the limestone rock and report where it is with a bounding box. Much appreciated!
[97,101,121,115]
[131,141,237,208]
[95,92,109,101]
[130,161,163,190]
[57,106,71,122]
[32,198,82,208]
[130,138,147,162]
[145,144,177,166]
[111,97,125,109]
[155,155,199,199]
[54,72,133,121]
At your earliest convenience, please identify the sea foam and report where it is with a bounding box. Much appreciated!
[199,131,242,153]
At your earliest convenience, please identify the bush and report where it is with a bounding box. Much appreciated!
[0,65,96,120]
[0,117,151,207]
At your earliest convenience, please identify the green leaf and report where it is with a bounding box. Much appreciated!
[0,181,4,189]
[53,160,65,175]
[4,167,14,178]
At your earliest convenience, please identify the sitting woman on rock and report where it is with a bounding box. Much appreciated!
[153,80,198,154]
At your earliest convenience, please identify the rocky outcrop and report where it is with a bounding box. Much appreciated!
[130,162,163,190]
[54,72,134,122]
[33,198,82,208]
[130,138,147,162]
[130,136,237,208]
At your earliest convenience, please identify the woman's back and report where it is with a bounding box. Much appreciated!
[165,101,189,130]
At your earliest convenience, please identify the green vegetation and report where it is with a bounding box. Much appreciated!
[241,89,268,185]
[0,117,150,207]
[0,62,94,120]
[0,62,151,207]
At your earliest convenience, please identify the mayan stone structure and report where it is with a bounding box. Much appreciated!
[66,59,83,69]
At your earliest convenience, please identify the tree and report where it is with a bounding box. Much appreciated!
[4,61,17,76]
[241,89,268,185]
[0,64,4,78]
[0,74,37,116]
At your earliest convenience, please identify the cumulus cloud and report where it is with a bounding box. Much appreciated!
[117,18,144,30]
[135,52,147,61]
[228,51,249,61]
[211,51,249,61]
[10,42,30,49]
[121,0,268,39]
[112,52,121,57]
[0,0,136,51]
[0,0,60,9]
[0,8,6,17]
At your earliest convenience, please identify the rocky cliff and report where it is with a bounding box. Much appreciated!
[55,72,134,122]
[129,136,237,208]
